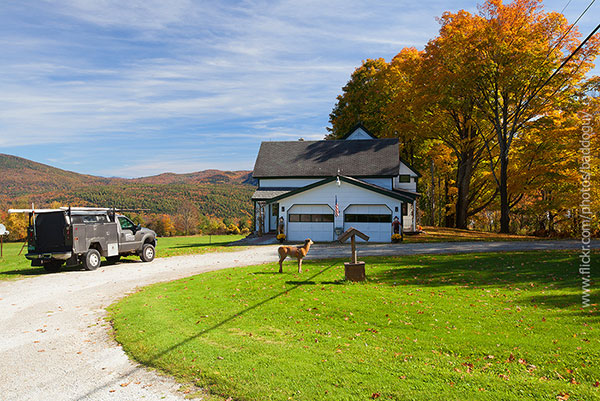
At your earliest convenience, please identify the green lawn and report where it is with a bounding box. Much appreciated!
[0,234,245,281]
[108,251,599,401]
[154,234,246,258]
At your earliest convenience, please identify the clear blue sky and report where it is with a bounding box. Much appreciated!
[1,0,598,178]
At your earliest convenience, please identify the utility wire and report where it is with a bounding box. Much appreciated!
[521,22,600,113]
[526,0,596,94]
[560,0,573,14]
[549,0,596,59]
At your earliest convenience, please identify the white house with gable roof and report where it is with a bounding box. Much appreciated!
[251,124,421,242]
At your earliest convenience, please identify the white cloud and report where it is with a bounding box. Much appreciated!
[1,0,597,175]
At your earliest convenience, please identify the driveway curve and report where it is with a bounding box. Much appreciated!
[0,240,593,401]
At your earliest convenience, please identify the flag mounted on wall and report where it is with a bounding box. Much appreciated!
[335,195,340,217]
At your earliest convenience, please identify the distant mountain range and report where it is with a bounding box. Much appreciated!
[0,153,256,220]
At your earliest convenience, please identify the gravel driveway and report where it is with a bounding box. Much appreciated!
[0,240,592,401]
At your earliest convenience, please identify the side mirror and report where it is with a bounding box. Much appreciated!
[136,224,141,232]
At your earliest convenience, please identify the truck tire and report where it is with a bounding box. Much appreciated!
[43,261,62,273]
[83,249,101,271]
[140,244,155,262]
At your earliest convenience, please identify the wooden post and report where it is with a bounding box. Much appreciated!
[338,227,369,282]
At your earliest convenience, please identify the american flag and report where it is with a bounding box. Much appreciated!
[334,195,339,217]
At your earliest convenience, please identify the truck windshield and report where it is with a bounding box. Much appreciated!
[118,216,135,230]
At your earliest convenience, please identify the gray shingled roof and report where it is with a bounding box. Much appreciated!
[251,188,293,201]
[252,139,400,178]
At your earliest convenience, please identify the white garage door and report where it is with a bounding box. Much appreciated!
[343,205,392,242]
[287,204,334,242]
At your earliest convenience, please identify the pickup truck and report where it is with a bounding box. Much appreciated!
[9,207,157,272]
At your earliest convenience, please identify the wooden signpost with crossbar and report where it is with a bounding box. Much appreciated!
[338,227,369,281]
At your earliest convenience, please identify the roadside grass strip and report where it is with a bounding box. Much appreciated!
[109,251,599,401]
[0,234,245,280]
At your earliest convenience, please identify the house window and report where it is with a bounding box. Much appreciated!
[289,214,334,223]
[401,203,408,216]
[344,214,392,223]
[399,175,411,183]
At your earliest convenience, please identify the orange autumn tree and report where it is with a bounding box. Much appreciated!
[420,11,498,228]
[327,58,390,139]
[329,0,599,234]
[455,0,600,232]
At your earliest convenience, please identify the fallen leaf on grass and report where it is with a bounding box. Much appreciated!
[556,393,569,400]
[371,393,381,399]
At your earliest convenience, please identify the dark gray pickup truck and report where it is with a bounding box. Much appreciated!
[9,207,157,272]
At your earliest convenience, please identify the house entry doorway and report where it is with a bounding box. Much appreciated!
[269,203,279,232]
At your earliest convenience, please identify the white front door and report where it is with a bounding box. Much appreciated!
[269,203,279,232]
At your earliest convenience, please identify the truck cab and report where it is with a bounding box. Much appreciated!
[11,207,157,272]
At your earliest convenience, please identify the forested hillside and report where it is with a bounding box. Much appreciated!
[0,154,255,239]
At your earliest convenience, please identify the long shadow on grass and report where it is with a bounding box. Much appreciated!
[75,261,338,401]
[148,261,337,359]
[366,251,597,314]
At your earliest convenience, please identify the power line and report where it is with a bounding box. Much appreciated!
[521,22,600,113]
[529,0,596,90]
[550,0,596,59]
[560,0,573,14]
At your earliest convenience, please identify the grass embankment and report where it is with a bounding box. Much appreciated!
[0,234,245,281]
[109,251,599,401]
[404,226,546,243]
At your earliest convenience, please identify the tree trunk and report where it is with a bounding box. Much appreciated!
[430,159,435,226]
[499,149,510,233]
[455,149,474,229]
[444,176,454,227]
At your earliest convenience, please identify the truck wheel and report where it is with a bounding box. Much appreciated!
[140,244,155,262]
[43,261,62,273]
[83,249,101,271]
[106,255,120,264]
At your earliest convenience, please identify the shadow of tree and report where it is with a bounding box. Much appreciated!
[365,252,580,288]
[363,252,597,315]
[146,262,337,359]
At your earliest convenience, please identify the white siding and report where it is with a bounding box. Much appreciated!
[393,162,418,192]
[279,180,402,242]
[345,128,373,140]
[361,177,393,189]
[259,178,321,188]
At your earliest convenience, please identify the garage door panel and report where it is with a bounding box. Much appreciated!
[343,204,392,243]
[287,204,333,242]
[288,222,332,242]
